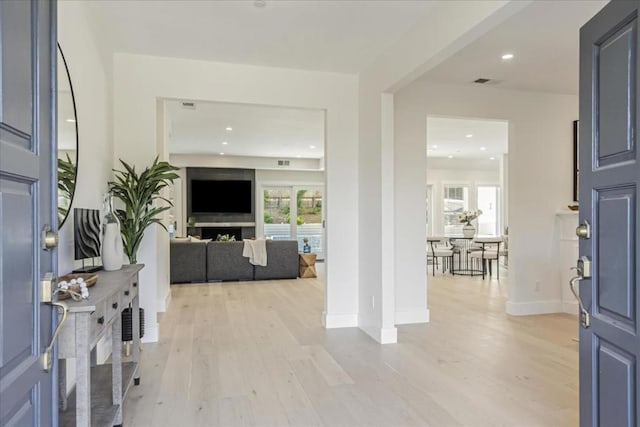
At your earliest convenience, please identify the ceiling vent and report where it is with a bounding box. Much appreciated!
[473,78,491,84]
[277,160,290,167]
[181,102,196,109]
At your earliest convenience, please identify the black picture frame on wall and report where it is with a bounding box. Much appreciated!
[573,120,579,202]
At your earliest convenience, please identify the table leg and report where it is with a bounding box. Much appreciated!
[75,313,91,427]
[112,309,123,426]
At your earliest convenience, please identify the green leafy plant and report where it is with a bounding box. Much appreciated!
[57,153,76,224]
[108,157,179,263]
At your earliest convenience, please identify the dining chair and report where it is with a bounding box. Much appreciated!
[469,236,503,279]
[427,237,454,276]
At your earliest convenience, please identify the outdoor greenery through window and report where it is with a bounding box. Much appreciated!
[263,187,324,258]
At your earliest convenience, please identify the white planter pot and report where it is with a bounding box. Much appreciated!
[462,223,476,238]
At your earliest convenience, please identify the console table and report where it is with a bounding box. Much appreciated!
[57,264,144,427]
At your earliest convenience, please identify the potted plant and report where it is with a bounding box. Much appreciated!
[108,157,179,263]
[456,209,483,238]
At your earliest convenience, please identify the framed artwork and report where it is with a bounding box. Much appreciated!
[573,120,579,202]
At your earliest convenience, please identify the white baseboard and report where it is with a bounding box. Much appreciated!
[562,300,579,315]
[506,300,563,316]
[359,324,398,344]
[395,309,430,325]
[158,290,172,313]
[322,312,358,328]
[141,322,159,343]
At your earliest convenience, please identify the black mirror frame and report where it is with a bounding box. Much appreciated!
[57,42,79,228]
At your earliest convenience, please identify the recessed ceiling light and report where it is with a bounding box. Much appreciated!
[296,155,301,158]
[489,156,496,160]
[225,127,233,131]
[222,141,228,145]
[480,147,487,151]
[465,134,473,138]
[501,53,514,60]
[432,145,438,149]
[66,118,75,123]
[220,152,225,156]
[309,145,316,149]
[448,155,454,159]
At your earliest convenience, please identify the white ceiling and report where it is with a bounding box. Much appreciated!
[83,0,607,159]
[426,116,508,160]
[85,0,435,74]
[166,100,325,158]
[420,0,608,95]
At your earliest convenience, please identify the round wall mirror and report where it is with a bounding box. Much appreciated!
[57,43,78,228]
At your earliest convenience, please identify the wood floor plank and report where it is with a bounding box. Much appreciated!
[124,264,579,426]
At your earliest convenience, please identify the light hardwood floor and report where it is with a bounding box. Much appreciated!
[123,265,579,427]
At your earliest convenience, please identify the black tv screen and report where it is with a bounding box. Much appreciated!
[191,180,252,214]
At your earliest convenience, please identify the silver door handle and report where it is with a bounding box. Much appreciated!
[569,275,590,328]
[41,300,69,372]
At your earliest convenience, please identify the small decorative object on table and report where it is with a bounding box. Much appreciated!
[302,237,311,253]
[457,209,483,238]
[55,273,97,300]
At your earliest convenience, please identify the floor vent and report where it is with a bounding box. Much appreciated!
[277,159,290,167]
[181,102,196,109]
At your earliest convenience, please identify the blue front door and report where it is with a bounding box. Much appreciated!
[0,0,57,425]
[579,1,640,425]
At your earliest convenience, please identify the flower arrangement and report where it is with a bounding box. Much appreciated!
[456,209,483,225]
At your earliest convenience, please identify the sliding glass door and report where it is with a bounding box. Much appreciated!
[295,186,324,260]
[262,185,325,260]
[263,187,292,240]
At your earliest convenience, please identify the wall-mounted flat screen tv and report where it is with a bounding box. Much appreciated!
[191,179,252,214]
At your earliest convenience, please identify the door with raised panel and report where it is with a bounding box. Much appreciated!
[0,0,57,425]
[579,1,640,425]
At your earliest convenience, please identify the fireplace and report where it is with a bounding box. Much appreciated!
[202,227,242,241]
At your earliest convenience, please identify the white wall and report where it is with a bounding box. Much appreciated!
[113,54,359,341]
[394,80,577,317]
[57,1,113,274]
[357,0,528,341]
[58,0,114,392]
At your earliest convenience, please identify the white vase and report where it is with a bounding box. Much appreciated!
[102,223,124,270]
[101,192,124,271]
[462,223,476,238]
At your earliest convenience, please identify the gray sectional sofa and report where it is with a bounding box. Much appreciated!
[170,239,299,284]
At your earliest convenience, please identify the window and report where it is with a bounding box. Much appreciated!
[443,185,469,236]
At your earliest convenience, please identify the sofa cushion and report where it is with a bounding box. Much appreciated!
[253,240,299,280]
[170,240,207,283]
[206,241,254,281]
